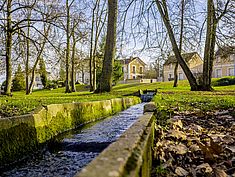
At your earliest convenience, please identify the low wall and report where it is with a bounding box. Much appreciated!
[0,97,140,167]
[76,102,156,177]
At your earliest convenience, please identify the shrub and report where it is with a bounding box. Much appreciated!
[39,58,48,88]
[12,65,25,91]
[57,80,65,88]
[46,80,58,89]
[212,77,235,86]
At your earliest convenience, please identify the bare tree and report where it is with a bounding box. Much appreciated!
[173,0,184,88]
[89,0,107,92]
[202,0,231,90]
[155,0,199,90]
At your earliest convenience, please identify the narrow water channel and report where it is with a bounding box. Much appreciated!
[1,103,145,177]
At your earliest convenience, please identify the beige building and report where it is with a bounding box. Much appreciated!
[119,57,147,80]
[213,46,235,78]
[163,52,203,81]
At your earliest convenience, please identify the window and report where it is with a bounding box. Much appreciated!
[216,57,221,63]
[168,73,174,81]
[133,76,136,79]
[35,76,40,81]
[230,54,235,62]
[228,67,234,76]
[140,67,143,74]
[178,73,183,80]
[215,69,222,78]
[169,63,173,69]
[132,66,136,73]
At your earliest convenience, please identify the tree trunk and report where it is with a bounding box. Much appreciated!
[28,64,37,94]
[71,34,76,92]
[202,0,217,91]
[27,24,50,94]
[93,56,97,90]
[5,0,13,96]
[25,17,30,94]
[173,62,178,87]
[173,0,184,88]
[89,3,97,92]
[28,48,45,94]
[65,0,71,93]
[95,0,117,93]
[155,0,199,91]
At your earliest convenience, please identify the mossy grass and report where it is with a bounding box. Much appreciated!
[152,79,235,113]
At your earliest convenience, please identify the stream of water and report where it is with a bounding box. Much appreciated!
[1,103,145,177]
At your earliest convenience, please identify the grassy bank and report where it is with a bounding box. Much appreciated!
[1,79,235,118]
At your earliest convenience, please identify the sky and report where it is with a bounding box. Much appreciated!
[115,0,208,65]
[0,0,234,84]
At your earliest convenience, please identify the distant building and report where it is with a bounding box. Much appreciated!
[31,72,45,90]
[0,70,49,91]
[119,57,147,80]
[163,52,203,81]
[76,59,90,84]
[213,46,235,78]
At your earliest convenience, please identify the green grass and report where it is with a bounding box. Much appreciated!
[0,79,235,118]
[153,80,235,112]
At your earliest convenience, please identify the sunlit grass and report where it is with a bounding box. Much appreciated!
[0,79,234,117]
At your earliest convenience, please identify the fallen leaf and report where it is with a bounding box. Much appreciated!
[225,146,235,153]
[168,143,188,155]
[175,166,189,176]
[187,123,204,133]
[167,129,187,140]
[197,141,215,163]
[223,135,234,144]
[196,163,213,173]
[209,137,223,155]
[189,144,200,152]
[213,168,227,177]
[172,119,183,130]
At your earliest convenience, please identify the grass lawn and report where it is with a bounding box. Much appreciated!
[0,79,235,118]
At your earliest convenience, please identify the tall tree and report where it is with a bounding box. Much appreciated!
[202,0,231,90]
[65,0,72,93]
[4,0,13,95]
[95,0,117,93]
[89,0,107,92]
[155,0,199,91]
[27,24,51,94]
[173,0,184,88]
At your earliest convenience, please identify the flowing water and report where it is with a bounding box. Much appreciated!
[1,103,145,177]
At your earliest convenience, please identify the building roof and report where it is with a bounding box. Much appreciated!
[164,52,200,65]
[118,57,147,66]
[216,46,235,57]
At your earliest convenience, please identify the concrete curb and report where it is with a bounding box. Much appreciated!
[0,97,140,167]
[76,103,156,177]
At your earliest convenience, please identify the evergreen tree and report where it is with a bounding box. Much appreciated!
[12,65,25,91]
[39,58,48,88]
[112,60,123,85]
